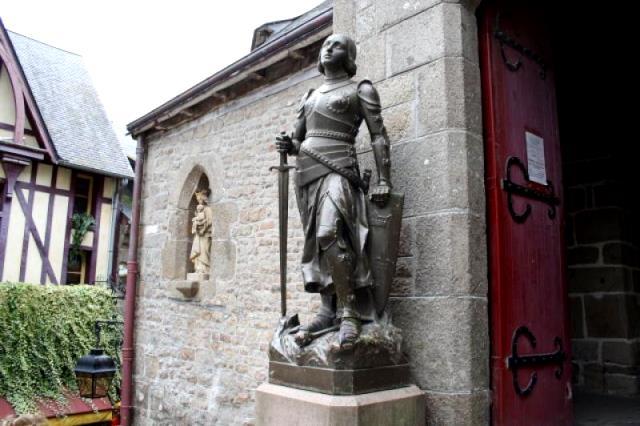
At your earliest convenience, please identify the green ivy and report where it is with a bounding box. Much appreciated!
[69,213,95,265]
[0,283,121,415]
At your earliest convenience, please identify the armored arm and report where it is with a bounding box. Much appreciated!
[358,80,391,187]
[276,89,312,155]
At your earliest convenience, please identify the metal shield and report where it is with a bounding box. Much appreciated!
[366,192,404,315]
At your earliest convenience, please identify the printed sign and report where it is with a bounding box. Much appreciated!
[526,131,547,185]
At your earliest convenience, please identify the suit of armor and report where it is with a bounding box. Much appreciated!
[277,34,392,350]
[287,77,391,345]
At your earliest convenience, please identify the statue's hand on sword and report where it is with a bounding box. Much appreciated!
[275,131,299,155]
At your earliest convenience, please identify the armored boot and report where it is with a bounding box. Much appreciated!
[337,297,360,351]
[294,293,336,346]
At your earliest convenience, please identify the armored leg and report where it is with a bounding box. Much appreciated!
[316,199,360,350]
[294,202,343,347]
[324,243,360,350]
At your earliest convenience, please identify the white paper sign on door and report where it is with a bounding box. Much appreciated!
[525,131,547,185]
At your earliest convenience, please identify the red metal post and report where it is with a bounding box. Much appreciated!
[120,136,144,426]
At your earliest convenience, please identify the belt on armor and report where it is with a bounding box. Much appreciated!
[299,145,370,193]
[305,130,355,143]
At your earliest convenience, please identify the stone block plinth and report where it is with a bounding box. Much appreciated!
[268,362,411,395]
[256,383,425,426]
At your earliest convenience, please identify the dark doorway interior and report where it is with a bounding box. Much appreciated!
[552,4,640,422]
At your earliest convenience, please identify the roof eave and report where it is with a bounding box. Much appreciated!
[58,159,134,179]
[127,7,333,138]
[0,20,60,163]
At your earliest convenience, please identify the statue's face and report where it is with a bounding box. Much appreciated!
[320,35,348,70]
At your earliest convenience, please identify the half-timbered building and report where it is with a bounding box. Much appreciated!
[0,18,133,286]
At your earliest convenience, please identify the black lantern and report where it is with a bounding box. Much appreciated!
[74,348,117,398]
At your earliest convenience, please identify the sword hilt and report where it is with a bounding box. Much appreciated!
[270,150,296,173]
[270,164,296,172]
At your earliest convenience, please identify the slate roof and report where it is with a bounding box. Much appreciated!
[8,31,133,178]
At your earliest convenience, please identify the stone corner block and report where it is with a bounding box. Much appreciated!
[416,57,482,137]
[390,297,489,392]
[424,389,490,425]
[407,211,487,297]
[384,3,479,78]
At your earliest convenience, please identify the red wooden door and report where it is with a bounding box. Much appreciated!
[479,1,573,424]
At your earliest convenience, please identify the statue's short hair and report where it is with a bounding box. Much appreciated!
[318,34,357,78]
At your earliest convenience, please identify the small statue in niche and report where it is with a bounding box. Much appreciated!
[189,188,213,278]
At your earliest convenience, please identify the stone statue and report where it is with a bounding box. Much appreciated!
[189,188,213,277]
[270,35,406,393]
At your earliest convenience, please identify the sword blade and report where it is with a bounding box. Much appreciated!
[277,161,289,317]
[271,148,295,318]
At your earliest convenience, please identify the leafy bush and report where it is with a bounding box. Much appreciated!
[0,283,121,414]
[69,213,95,265]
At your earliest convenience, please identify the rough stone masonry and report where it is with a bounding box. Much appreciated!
[134,71,326,425]
[132,1,488,424]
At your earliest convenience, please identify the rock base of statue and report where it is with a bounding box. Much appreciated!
[268,313,411,395]
[256,383,425,426]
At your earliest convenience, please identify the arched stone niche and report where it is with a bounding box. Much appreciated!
[162,152,238,301]
[185,173,211,277]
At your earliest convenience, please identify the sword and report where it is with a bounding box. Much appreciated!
[270,133,296,317]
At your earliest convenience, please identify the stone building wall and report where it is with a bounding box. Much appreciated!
[565,139,640,396]
[129,1,640,423]
[133,69,325,425]
[132,1,489,424]
[334,0,489,423]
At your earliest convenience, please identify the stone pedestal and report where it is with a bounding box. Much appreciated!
[269,362,411,395]
[256,383,425,426]
[168,276,214,300]
[186,272,209,282]
[171,280,200,298]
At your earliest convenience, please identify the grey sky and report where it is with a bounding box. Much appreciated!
[2,0,324,156]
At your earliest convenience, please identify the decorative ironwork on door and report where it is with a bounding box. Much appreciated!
[507,326,566,396]
[494,13,547,79]
[502,156,560,223]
